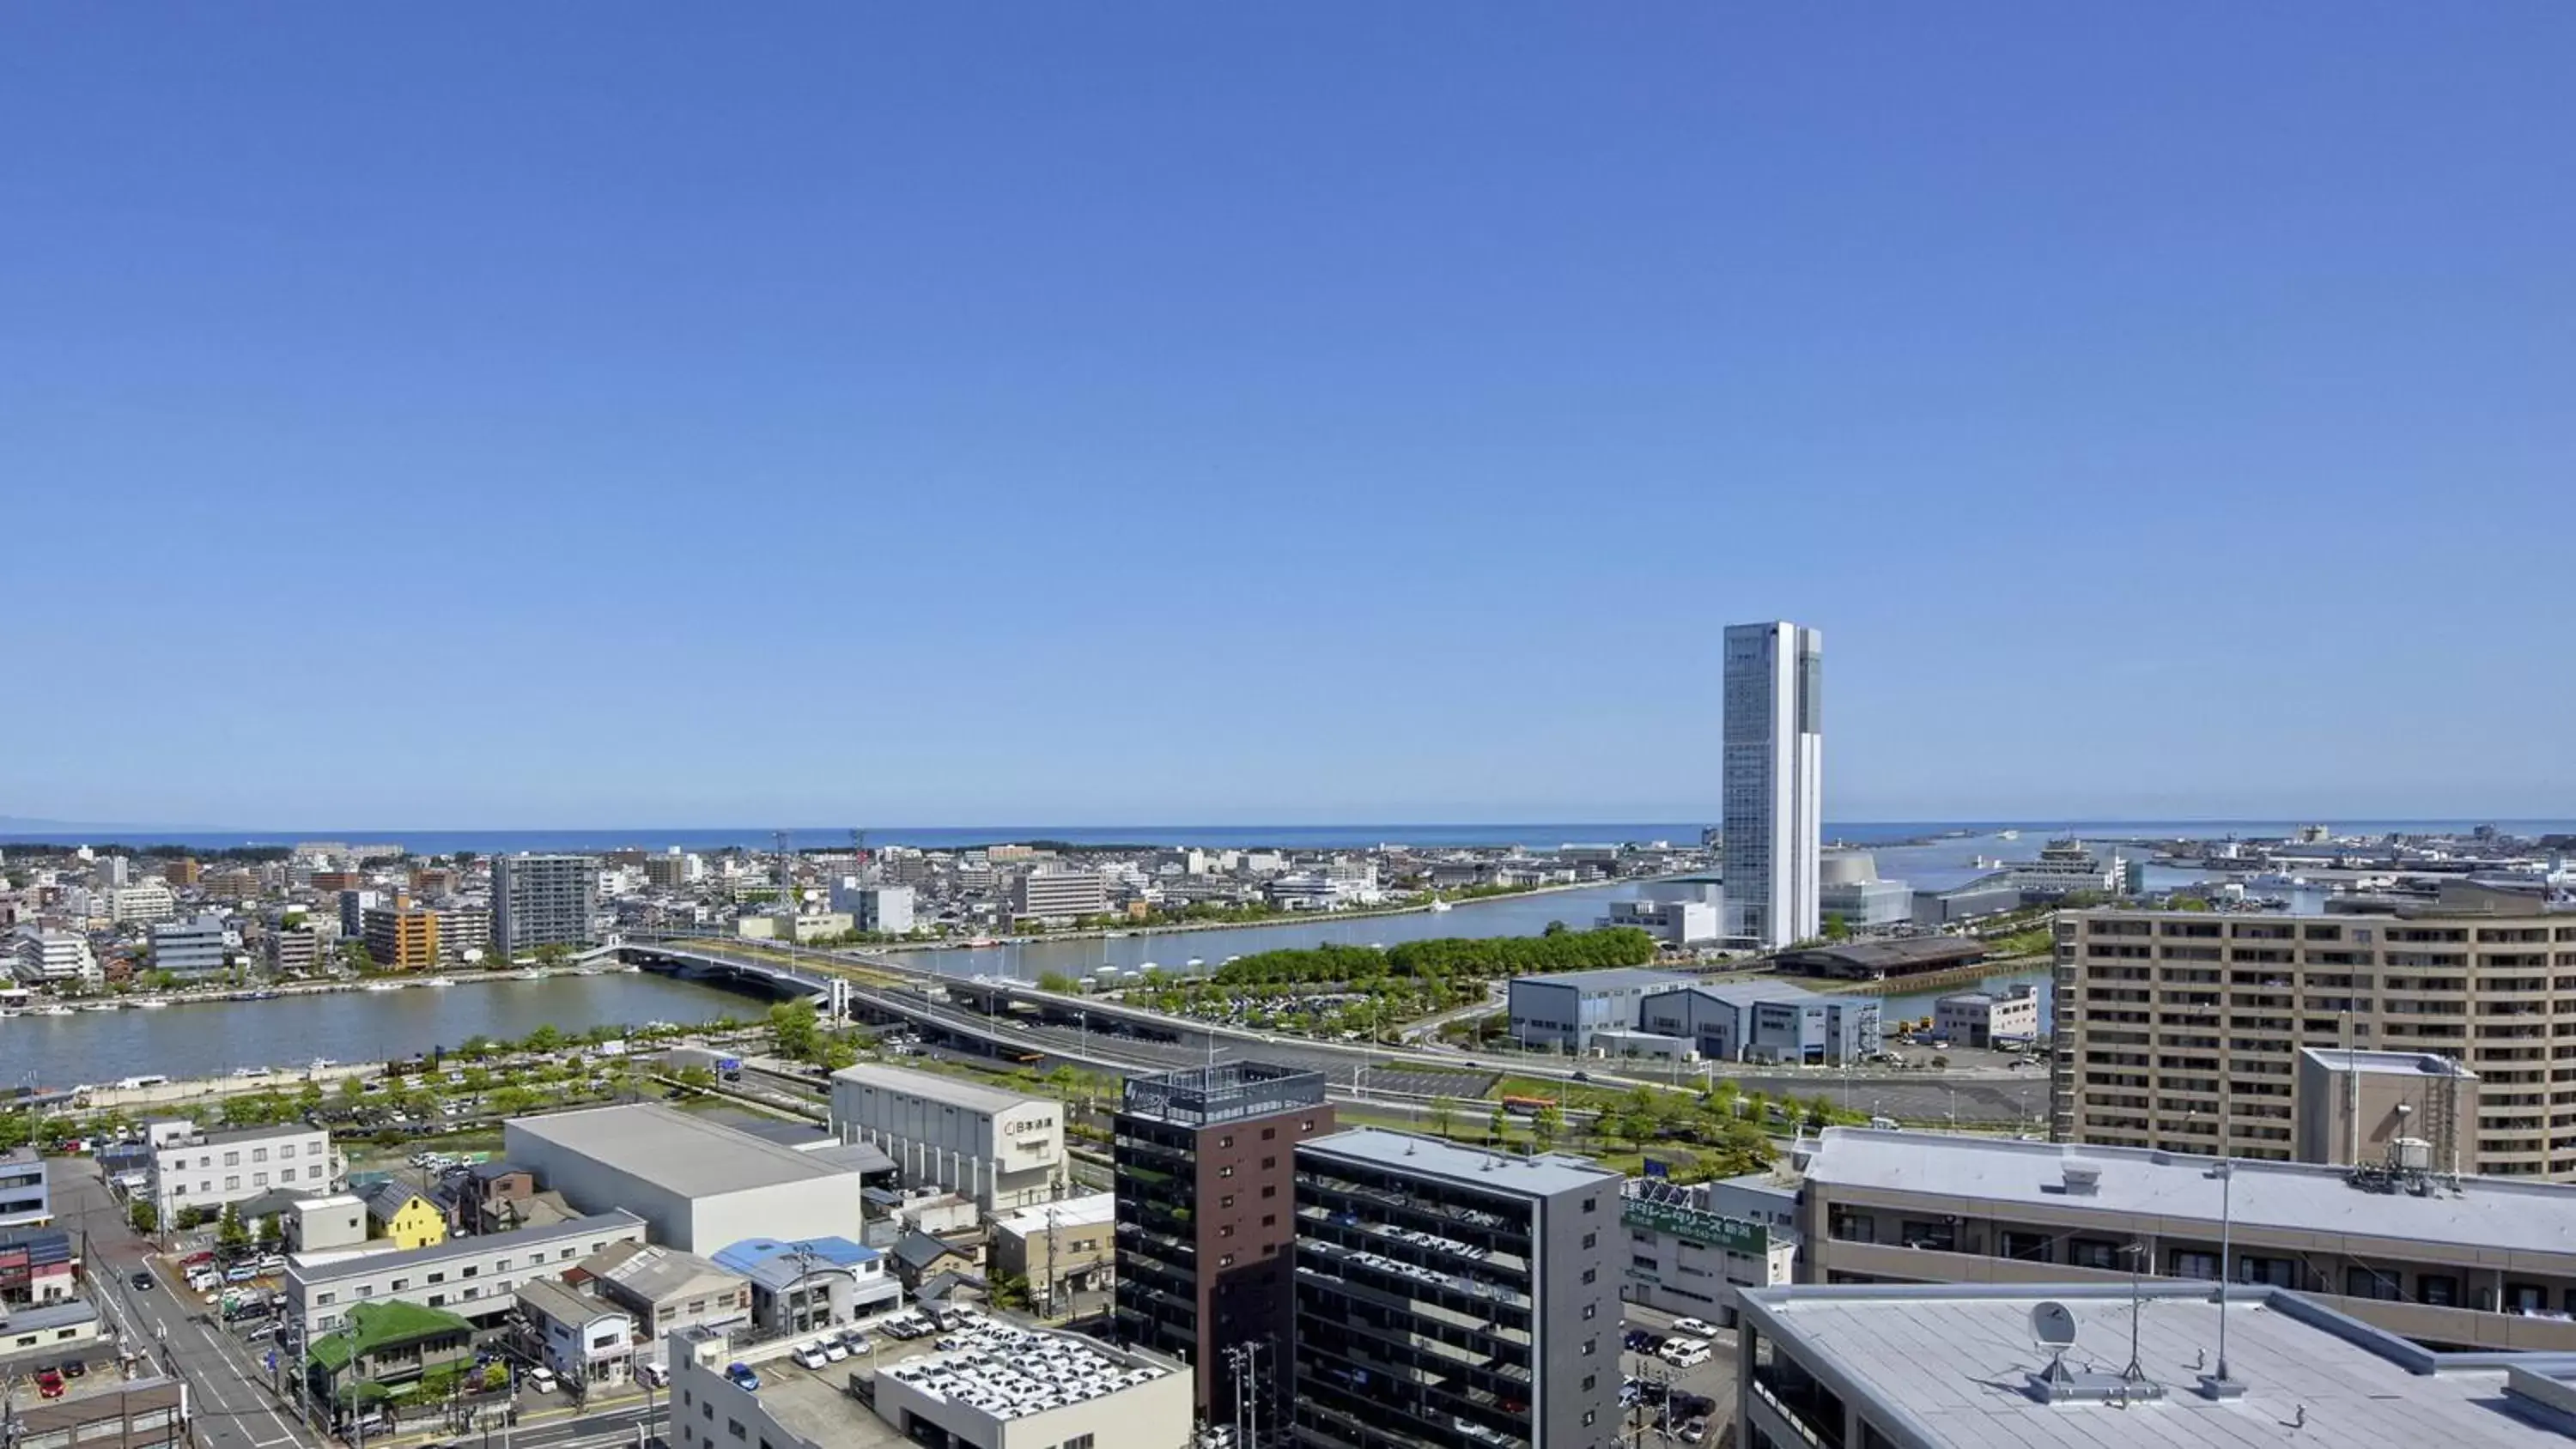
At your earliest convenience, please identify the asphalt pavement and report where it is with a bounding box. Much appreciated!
[52,1161,319,1449]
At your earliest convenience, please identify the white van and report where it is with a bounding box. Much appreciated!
[1658,1337,1713,1368]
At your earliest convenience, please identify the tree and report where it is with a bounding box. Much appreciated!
[1802,1098,1833,1131]
[216,1203,250,1256]
[337,1077,368,1110]
[258,1216,285,1253]
[462,1066,495,1094]
[344,942,375,973]
[1428,1096,1458,1140]
[1531,1102,1564,1154]
[768,1001,821,1062]
[1542,920,1569,937]
[522,1023,564,1055]
[459,1035,495,1062]
[297,1081,325,1115]
[1822,912,1852,942]
[129,1200,159,1234]
[1036,971,1082,994]
[1488,1104,1510,1143]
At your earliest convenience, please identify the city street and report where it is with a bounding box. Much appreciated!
[51,1161,320,1449]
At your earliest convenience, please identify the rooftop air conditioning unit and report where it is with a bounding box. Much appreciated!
[2391,1137,2433,1173]
[2061,1162,2103,1197]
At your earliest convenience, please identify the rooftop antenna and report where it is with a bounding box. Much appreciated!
[2030,1300,2078,1390]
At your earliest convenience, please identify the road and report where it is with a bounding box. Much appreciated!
[52,1161,320,1449]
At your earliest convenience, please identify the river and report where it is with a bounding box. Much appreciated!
[0,972,760,1092]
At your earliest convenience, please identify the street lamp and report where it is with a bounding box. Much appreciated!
[2200,1159,2242,1399]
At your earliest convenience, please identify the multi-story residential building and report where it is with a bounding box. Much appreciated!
[577,1240,752,1339]
[1291,1127,1624,1449]
[1113,1064,1336,1423]
[492,853,598,953]
[311,870,366,895]
[362,898,440,970]
[0,1147,51,1228]
[337,888,380,941]
[14,931,99,987]
[107,882,178,924]
[162,858,201,888]
[829,1063,1063,1213]
[1721,620,1823,950]
[267,926,320,974]
[1008,867,1108,923]
[0,1225,77,1300]
[284,1210,647,1341]
[203,867,263,900]
[147,914,228,977]
[989,1191,1115,1312]
[828,882,915,935]
[2050,886,2576,1175]
[147,1120,335,1222]
[1795,1124,2576,1355]
[435,905,490,961]
[92,855,131,889]
[408,866,459,897]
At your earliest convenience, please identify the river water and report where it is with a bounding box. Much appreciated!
[3,826,2368,1088]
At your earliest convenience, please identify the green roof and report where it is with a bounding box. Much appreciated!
[304,1300,472,1373]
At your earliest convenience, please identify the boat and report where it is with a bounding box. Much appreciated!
[1426,899,1453,912]
[1185,957,1206,969]
[967,937,999,949]
[364,982,406,993]
[2245,872,2310,891]
[80,1002,121,1012]
[137,999,169,1009]
[37,1005,73,1017]
[425,977,453,988]
[1998,830,2020,841]
[512,969,543,980]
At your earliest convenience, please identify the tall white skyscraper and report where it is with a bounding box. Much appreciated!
[1722,621,1823,949]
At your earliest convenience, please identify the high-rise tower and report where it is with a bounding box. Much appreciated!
[1722,621,1823,949]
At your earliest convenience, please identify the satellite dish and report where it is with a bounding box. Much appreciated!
[2031,1301,2078,1349]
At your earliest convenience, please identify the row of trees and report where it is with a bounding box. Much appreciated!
[1200,926,1661,991]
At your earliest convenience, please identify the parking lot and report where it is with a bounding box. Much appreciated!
[1621,1302,1740,1445]
[1358,1065,1501,1100]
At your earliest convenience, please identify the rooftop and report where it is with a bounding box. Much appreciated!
[514,1276,623,1328]
[1803,1127,2576,1256]
[507,1103,861,1196]
[305,1299,471,1372]
[1299,1127,1621,1198]
[1507,967,1692,991]
[710,1235,880,1286]
[1118,1061,1327,1127]
[290,1210,641,1285]
[990,1191,1116,1239]
[877,1313,1177,1426]
[1640,979,1844,1009]
[580,1241,744,1303]
[2301,1046,2482,1081]
[829,1061,1049,1116]
[1742,1281,2576,1448]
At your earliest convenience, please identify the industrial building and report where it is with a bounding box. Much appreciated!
[1505,967,1693,1052]
[1773,937,1989,980]
[829,1062,1064,1213]
[2050,893,2576,1173]
[506,1103,866,1251]
[1113,1063,1336,1422]
[1637,981,1883,1065]
[1291,1127,1622,1449]
[1795,1125,2576,1353]
[1618,1176,1797,1327]
[1736,1279,2576,1449]
[146,914,228,976]
[492,852,598,953]
[1931,984,2041,1047]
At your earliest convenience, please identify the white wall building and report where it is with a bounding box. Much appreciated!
[14,931,99,986]
[504,1104,866,1252]
[1008,868,1107,923]
[108,883,179,924]
[148,915,229,976]
[1722,620,1823,949]
[285,1210,647,1340]
[147,1121,336,1221]
[829,882,915,935]
[1602,896,1722,944]
[829,1062,1064,1213]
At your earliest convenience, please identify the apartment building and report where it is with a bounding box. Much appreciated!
[436,906,490,960]
[2051,888,2576,1175]
[1291,1128,1623,1449]
[1796,1125,2576,1354]
[1,1147,50,1229]
[147,1121,335,1221]
[284,1209,647,1340]
[108,882,177,924]
[492,853,598,953]
[266,927,320,974]
[13,931,98,986]
[1114,1064,1336,1422]
[148,915,228,977]
[362,898,440,970]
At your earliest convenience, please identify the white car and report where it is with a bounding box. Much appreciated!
[525,1367,558,1392]
[1669,1317,1719,1338]
[792,1344,829,1371]
[822,1341,850,1362]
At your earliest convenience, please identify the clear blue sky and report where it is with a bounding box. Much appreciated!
[6,5,2571,829]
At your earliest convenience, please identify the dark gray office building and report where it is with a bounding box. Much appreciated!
[491,853,598,954]
[1291,1127,1624,1449]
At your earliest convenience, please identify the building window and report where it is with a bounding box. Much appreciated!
[1829,1210,1875,1245]
[1583,1196,1598,1213]
[2421,1274,2461,1307]
[1218,1136,1233,1149]
[2000,1231,2052,1263]
[2069,1239,2121,1271]
[2169,1251,2218,1281]
[1583,1233,1597,1250]
[1584,1269,1599,1284]
[1261,1185,1276,1198]
[1066,1437,1095,1449]
[1261,1128,1276,1141]
[1580,1337,1597,1356]
[1301,1119,1315,1131]
[1900,1220,1955,1253]
[1218,1166,1233,1179]
[2345,1267,2401,1301]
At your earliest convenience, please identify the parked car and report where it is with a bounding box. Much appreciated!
[36,1369,65,1398]
[525,1367,558,1393]
[636,1362,667,1389]
[1669,1317,1719,1338]
[792,1343,829,1370]
[224,1264,258,1284]
[724,1363,760,1392]
[821,1339,849,1362]
[62,1360,88,1379]
[1658,1338,1712,1368]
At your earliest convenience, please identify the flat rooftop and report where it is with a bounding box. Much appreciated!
[1118,1061,1327,1127]
[1804,1127,2576,1257]
[509,1103,861,1195]
[829,1061,1047,1117]
[1743,1282,2576,1448]
[991,1192,1115,1238]
[749,1312,1174,1447]
[1507,967,1692,991]
[1642,979,1846,1009]
[291,1210,641,1284]
[1300,1127,1620,1198]
[2301,1046,2482,1080]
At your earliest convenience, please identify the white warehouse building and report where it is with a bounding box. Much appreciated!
[829,1062,1064,1213]
[504,1104,866,1252]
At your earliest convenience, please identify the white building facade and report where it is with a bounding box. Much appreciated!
[829,1063,1064,1212]
[1722,620,1823,949]
[148,1122,336,1221]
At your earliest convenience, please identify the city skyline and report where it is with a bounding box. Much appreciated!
[8,7,2573,827]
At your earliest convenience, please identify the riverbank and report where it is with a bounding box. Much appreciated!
[1799,955,2051,1000]
[5,961,635,1017]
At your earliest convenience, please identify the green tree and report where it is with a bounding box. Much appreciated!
[1803,1098,1833,1131]
[1428,1096,1458,1140]
[129,1200,159,1234]
[461,1066,494,1094]
[296,1081,325,1115]
[459,1034,495,1062]
[216,1203,249,1256]
[768,1001,822,1062]
[1531,1102,1564,1154]
[1035,971,1082,994]
[521,1023,564,1054]
[1488,1104,1510,1143]
[1822,912,1852,942]
[258,1216,285,1253]
[337,1077,367,1110]
[490,1086,541,1117]
[818,1036,860,1071]
[344,942,375,973]
[1542,920,1569,937]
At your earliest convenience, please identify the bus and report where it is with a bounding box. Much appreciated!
[1004,1048,1045,1065]
[1499,1095,1558,1115]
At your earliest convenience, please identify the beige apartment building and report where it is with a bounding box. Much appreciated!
[2050,885,2576,1176]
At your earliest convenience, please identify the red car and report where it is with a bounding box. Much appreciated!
[37,1368,66,1398]
[182,1251,216,1268]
